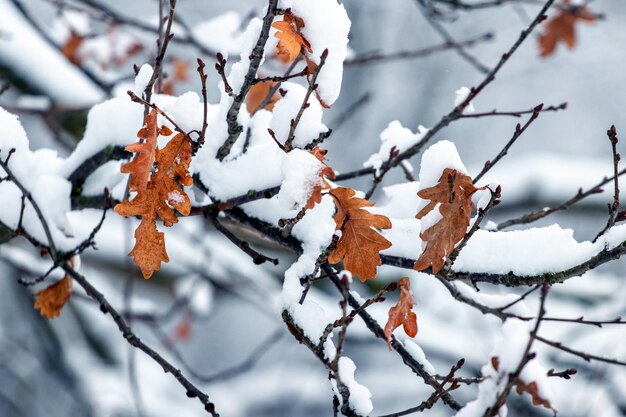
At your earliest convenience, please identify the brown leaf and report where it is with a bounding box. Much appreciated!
[305,147,335,210]
[538,1,596,57]
[34,275,73,319]
[246,80,279,113]
[414,168,484,274]
[61,31,84,65]
[328,187,392,281]
[272,11,312,63]
[384,277,418,348]
[128,218,169,279]
[514,379,557,413]
[120,109,158,193]
[115,114,192,278]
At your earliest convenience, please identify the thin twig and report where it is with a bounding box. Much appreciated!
[593,125,621,242]
[473,104,543,183]
[216,0,279,160]
[284,49,329,152]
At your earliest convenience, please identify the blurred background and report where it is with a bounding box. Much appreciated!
[1,0,625,416]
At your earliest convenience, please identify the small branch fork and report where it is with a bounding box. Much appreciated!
[594,125,622,242]
[378,360,463,417]
[216,0,279,161]
[64,266,221,416]
[143,0,177,111]
[284,49,329,152]
[483,283,549,417]
[339,0,556,196]
[0,147,220,415]
[473,104,543,183]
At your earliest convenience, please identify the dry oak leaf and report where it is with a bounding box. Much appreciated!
[246,80,279,113]
[514,379,557,414]
[127,218,170,279]
[272,11,312,63]
[328,187,392,281]
[538,1,596,57]
[384,277,418,348]
[115,123,192,278]
[305,147,335,210]
[34,275,73,319]
[414,168,485,274]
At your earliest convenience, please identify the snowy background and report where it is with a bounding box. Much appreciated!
[0,0,625,416]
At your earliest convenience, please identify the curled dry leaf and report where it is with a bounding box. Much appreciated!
[538,1,596,57]
[384,277,418,348]
[328,187,392,281]
[414,168,485,274]
[514,379,557,414]
[272,11,312,63]
[305,147,335,210]
[246,80,279,113]
[34,275,73,319]
[115,112,192,279]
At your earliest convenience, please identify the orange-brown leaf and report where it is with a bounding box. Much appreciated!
[272,12,312,63]
[414,168,483,274]
[328,187,392,281]
[246,80,279,113]
[129,218,169,279]
[384,278,418,348]
[305,147,335,210]
[34,275,73,319]
[514,379,557,413]
[121,109,159,193]
[538,2,596,57]
[115,119,192,278]
[61,31,84,65]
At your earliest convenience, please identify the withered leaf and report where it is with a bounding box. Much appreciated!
[305,147,335,210]
[328,187,392,281]
[384,277,418,348]
[272,11,312,63]
[34,275,73,319]
[514,379,557,414]
[414,168,484,274]
[538,1,596,57]
[115,113,192,278]
[128,218,170,279]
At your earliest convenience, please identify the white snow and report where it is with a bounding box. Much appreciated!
[453,225,595,275]
[278,0,351,105]
[364,121,429,175]
[134,64,154,95]
[404,340,436,374]
[336,357,373,416]
[278,149,326,210]
[454,86,475,113]
[269,82,328,148]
